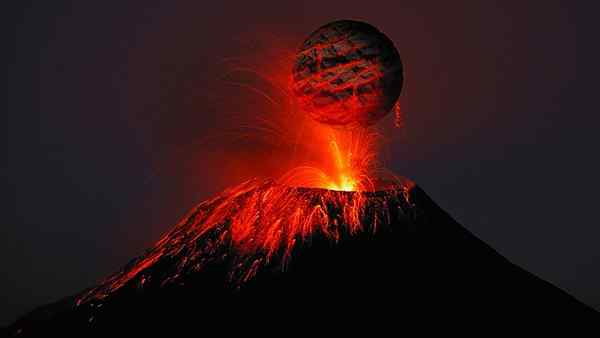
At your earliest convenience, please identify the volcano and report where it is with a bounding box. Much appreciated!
[5,179,598,336]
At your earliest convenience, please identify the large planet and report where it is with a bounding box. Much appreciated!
[292,20,403,128]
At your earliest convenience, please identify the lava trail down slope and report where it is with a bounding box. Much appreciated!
[6,179,599,336]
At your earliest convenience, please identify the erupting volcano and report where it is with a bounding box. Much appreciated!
[6,20,598,336]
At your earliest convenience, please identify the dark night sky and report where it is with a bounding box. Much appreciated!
[3,1,599,324]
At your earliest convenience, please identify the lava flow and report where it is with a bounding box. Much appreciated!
[77,178,414,305]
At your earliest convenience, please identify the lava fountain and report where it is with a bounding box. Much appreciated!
[77,19,405,305]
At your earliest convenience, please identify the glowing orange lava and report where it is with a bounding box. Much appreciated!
[277,128,381,193]
[77,178,414,305]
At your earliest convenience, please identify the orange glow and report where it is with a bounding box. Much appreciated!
[195,35,400,194]
[276,126,381,193]
[327,138,357,191]
[75,34,407,306]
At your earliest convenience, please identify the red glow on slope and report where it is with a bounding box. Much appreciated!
[77,178,414,305]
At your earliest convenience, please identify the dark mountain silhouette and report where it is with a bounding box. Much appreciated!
[5,181,598,336]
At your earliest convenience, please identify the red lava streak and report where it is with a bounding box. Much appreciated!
[77,178,414,305]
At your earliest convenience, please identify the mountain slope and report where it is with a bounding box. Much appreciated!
[7,181,598,336]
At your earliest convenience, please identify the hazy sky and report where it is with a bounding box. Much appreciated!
[3,1,599,324]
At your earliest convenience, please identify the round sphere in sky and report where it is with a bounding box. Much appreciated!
[292,20,403,127]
